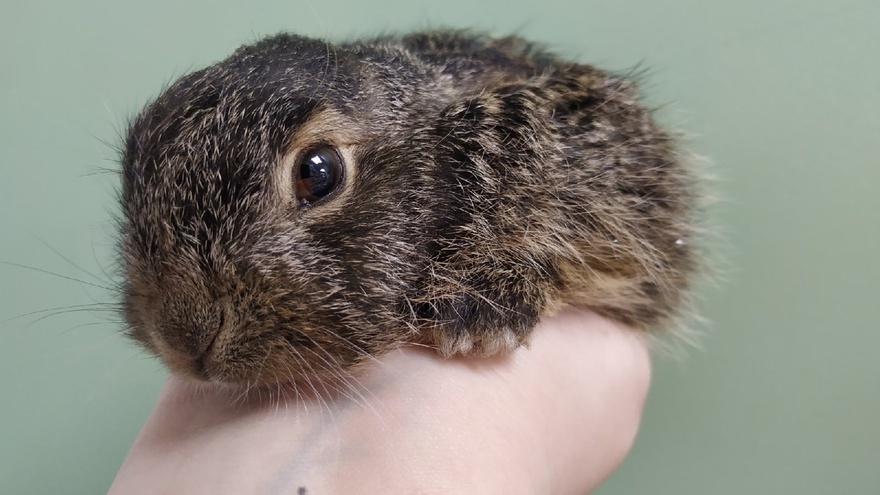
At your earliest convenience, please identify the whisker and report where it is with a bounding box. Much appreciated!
[299,343,373,410]
[0,260,117,292]
[2,302,118,324]
[60,320,122,334]
[28,232,113,287]
[78,167,121,178]
[25,307,120,327]
[318,327,381,363]
[279,338,333,416]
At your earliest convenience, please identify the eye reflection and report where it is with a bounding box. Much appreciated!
[294,146,343,204]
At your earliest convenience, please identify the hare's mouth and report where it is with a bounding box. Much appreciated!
[190,320,224,380]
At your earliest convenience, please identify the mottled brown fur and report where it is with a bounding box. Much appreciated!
[119,30,702,385]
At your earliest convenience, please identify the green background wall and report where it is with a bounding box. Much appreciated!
[2,0,878,493]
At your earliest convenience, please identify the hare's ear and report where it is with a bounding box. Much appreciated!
[425,67,638,188]
[432,66,638,141]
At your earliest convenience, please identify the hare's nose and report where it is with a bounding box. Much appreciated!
[157,300,230,361]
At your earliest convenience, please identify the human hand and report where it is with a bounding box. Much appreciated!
[108,310,651,494]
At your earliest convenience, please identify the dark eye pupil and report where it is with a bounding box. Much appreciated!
[295,147,342,203]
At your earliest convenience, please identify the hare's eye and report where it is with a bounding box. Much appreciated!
[294,146,344,204]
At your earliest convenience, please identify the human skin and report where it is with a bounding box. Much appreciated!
[108,310,651,494]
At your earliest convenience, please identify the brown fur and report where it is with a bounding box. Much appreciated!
[119,30,703,385]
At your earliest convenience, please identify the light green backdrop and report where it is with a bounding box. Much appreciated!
[1,0,878,493]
